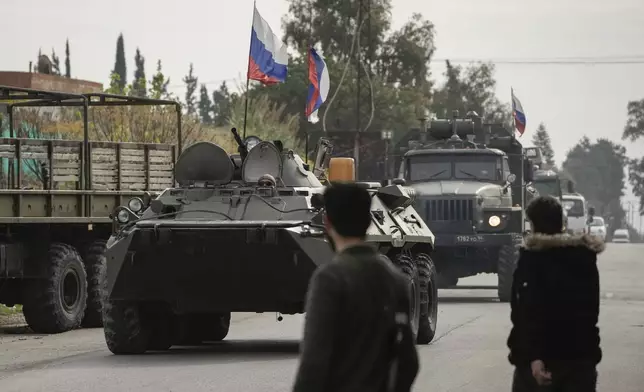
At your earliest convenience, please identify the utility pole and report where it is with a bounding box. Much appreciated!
[354,0,372,180]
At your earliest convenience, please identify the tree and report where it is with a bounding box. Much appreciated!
[563,137,629,229]
[149,60,171,100]
[51,49,61,75]
[198,84,213,124]
[212,81,237,127]
[182,63,198,116]
[132,48,147,97]
[531,123,555,167]
[622,98,644,215]
[65,39,71,78]
[112,33,127,91]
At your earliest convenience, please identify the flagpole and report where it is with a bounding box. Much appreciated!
[511,87,517,139]
[242,0,257,140]
[304,1,314,166]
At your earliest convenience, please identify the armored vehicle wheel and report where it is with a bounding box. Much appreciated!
[206,312,231,342]
[415,253,438,344]
[393,253,421,339]
[436,273,458,288]
[147,314,173,351]
[81,240,107,328]
[103,300,150,354]
[22,243,88,334]
[497,241,521,302]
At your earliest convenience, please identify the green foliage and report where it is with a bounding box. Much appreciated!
[622,98,644,214]
[563,137,629,228]
[183,63,198,117]
[132,48,147,97]
[51,49,61,75]
[198,84,213,124]
[228,93,302,154]
[149,60,171,100]
[112,33,127,91]
[212,81,238,127]
[65,39,71,78]
[531,123,555,167]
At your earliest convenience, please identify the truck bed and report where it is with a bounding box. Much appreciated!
[0,137,175,222]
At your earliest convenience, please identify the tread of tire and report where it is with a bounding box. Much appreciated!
[103,299,149,354]
[415,253,438,344]
[22,243,87,334]
[497,241,520,303]
[81,240,107,328]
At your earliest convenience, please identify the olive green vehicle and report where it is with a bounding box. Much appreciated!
[393,111,535,302]
[0,86,180,333]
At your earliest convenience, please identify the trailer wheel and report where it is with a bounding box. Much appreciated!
[103,299,149,354]
[415,253,438,344]
[81,240,107,328]
[497,241,520,303]
[393,253,421,339]
[22,243,87,334]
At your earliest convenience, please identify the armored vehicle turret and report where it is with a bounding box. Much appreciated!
[102,128,439,354]
[393,111,534,301]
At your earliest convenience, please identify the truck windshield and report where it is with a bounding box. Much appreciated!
[407,154,501,182]
[534,179,562,198]
[562,199,585,217]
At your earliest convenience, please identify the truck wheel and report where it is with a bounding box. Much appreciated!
[415,253,438,344]
[497,242,520,303]
[393,253,421,339]
[22,243,88,334]
[103,299,149,354]
[81,240,107,328]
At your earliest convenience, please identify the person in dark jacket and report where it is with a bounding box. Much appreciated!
[292,183,419,392]
[508,195,604,391]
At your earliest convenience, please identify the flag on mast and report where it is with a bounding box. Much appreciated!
[305,47,330,123]
[247,4,288,85]
[511,88,526,136]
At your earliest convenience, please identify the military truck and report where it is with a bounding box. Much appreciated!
[393,111,534,302]
[102,129,439,354]
[0,86,180,333]
[523,147,572,232]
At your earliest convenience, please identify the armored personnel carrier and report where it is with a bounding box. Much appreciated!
[393,111,534,302]
[102,128,438,354]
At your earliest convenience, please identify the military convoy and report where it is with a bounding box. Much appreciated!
[102,128,440,354]
[393,111,533,302]
[0,86,179,333]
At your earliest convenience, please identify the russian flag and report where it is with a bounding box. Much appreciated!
[512,88,526,136]
[248,5,288,85]
[305,47,330,123]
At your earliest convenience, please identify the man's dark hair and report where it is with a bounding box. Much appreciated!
[323,183,372,238]
[526,195,564,234]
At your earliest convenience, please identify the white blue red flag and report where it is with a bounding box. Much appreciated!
[511,88,526,136]
[305,47,330,123]
[248,5,288,85]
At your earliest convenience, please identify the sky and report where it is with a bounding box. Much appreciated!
[2,0,644,228]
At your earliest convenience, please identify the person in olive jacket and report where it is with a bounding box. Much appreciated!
[292,183,419,392]
[508,195,604,391]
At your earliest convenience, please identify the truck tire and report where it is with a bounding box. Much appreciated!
[22,243,88,334]
[81,240,107,328]
[393,253,421,339]
[415,253,438,344]
[103,299,150,354]
[497,241,520,303]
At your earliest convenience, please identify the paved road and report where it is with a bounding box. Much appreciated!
[1,242,643,391]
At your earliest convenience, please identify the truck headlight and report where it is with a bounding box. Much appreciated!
[488,215,501,227]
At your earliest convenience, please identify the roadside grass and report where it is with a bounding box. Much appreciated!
[0,304,22,315]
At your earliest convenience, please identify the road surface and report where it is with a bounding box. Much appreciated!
[1,242,643,391]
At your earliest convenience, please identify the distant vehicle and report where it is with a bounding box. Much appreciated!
[588,217,607,241]
[612,229,630,243]
[562,193,588,235]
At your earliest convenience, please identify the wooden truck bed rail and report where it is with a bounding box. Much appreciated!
[0,138,176,221]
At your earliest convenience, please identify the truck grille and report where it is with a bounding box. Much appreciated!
[424,199,475,222]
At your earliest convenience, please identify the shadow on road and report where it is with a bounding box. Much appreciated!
[80,339,303,368]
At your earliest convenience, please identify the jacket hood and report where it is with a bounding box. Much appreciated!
[522,233,605,254]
